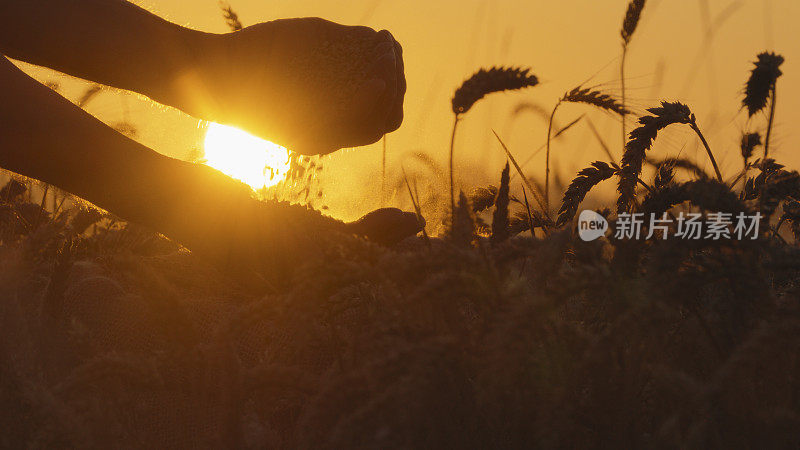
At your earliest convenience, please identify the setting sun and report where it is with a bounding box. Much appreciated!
[203,122,291,190]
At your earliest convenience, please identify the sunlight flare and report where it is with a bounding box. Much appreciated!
[203,122,291,189]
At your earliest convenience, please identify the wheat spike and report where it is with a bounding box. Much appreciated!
[449,191,475,247]
[219,1,244,32]
[545,88,625,212]
[646,156,712,180]
[620,0,647,166]
[401,167,430,244]
[556,162,616,227]
[653,160,675,189]
[450,67,537,219]
[760,170,800,221]
[617,101,694,212]
[508,209,550,234]
[621,0,647,45]
[740,132,762,162]
[743,52,784,117]
[452,67,538,115]
[491,163,511,244]
[469,186,499,213]
[742,158,785,200]
[562,87,629,116]
[492,130,549,221]
[743,52,785,159]
[641,179,744,218]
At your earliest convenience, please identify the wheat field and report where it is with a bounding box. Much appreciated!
[2,0,800,448]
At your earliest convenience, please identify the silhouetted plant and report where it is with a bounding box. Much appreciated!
[653,159,676,189]
[219,1,244,31]
[740,132,762,163]
[449,191,475,247]
[647,156,711,181]
[556,161,616,227]
[492,130,549,223]
[743,52,783,158]
[546,87,627,210]
[618,101,722,213]
[469,186,499,213]
[449,67,538,218]
[491,163,511,244]
[620,0,647,155]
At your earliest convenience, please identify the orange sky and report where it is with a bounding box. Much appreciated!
[20,0,800,222]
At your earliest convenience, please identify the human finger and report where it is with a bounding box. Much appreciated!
[384,39,406,133]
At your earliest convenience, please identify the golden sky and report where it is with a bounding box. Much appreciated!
[21,0,800,221]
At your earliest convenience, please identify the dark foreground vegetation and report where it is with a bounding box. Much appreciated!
[2,167,800,448]
[2,1,800,448]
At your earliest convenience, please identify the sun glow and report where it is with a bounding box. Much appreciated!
[203,123,291,190]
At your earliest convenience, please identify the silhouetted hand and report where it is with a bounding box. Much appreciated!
[195,18,405,155]
[346,208,425,246]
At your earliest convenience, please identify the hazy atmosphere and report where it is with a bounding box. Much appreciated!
[4,1,800,447]
[18,0,799,221]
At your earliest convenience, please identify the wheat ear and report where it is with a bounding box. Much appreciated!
[450,67,538,220]
[546,87,627,211]
[620,0,647,161]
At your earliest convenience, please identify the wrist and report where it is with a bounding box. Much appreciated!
[180,29,230,75]
[149,28,231,121]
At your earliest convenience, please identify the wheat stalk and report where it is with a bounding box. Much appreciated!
[518,115,585,171]
[618,101,721,212]
[491,130,550,224]
[618,101,690,212]
[743,52,784,159]
[521,186,536,234]
[449,67,538,218]
[449,116,460,217]
[401,166,430,245]
[546,87,626,211]
[586,117,618,165]
[620,0,647,165]
[688,119,723,183]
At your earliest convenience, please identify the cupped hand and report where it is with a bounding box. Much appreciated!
[346,208,426,246]
[197,18,405,155]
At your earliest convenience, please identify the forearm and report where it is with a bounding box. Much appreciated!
[0,55,216,232]
[0,0,218,106]
[0,56,342,282]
